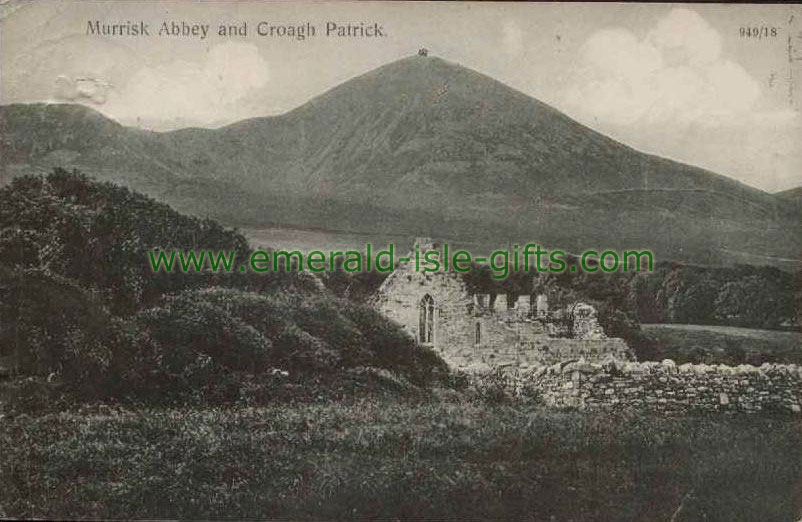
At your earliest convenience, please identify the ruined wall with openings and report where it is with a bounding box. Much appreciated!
[372,239,634,369]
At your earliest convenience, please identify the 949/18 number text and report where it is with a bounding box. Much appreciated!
[740,26,779,39]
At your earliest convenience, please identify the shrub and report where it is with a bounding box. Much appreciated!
[135,293,271,400]
[0,267,110,377]
[173,288,447,385]
[0,169,253,314]
[292,296,369,365]
[272,324,341,372]
[0,267,167,402]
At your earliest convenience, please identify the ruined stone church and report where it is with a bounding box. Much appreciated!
[372,239,632,371]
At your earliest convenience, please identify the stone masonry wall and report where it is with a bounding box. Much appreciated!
[448,335,632,371]
[505,359,802,414]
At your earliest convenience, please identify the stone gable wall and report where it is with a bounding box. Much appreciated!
[372,263,473,350]
[502,360,802,414]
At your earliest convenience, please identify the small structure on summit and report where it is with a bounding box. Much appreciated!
[418,48,429,56]
[371,238,633,371]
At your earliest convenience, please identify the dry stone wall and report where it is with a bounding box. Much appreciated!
[506,359,802,414]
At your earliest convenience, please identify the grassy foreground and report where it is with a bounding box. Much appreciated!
[1,397,801,521]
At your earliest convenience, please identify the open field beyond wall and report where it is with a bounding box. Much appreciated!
[1,398,801,522]
[641,324,802,366]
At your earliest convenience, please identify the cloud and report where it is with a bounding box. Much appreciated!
[557,7,802,191]
[105,42,270,128]
[564,8,761,127]
[649,7,722,66]
[54,75,111,104]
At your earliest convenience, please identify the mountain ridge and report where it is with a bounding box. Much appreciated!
[777,186,802,200]
[2,54,801,268]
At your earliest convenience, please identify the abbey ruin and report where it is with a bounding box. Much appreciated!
[372,239,633,371]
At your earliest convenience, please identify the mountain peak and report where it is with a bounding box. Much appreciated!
[335,53,518,97]
[288,51,561,139]
[3,53,802,269]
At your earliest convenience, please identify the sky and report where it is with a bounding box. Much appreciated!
[2,1,801,192]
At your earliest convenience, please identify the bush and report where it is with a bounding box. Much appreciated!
[174,288,448,385]
[0,267,167,402]
[135,293,271,402]
[0,169,252,314]
[272,324,341,372]
[0,267,110,377]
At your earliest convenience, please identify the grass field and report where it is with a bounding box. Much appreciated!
[2,397,801,521]
[641,323,802,365]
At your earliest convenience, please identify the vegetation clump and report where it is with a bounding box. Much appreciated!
[0,169,446,409]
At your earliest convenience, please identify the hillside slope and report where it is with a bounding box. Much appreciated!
[777,186,802,203]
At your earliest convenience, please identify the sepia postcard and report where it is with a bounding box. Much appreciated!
[1,1,801,520]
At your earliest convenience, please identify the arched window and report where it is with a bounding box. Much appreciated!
[419,294,435,345]
[474,322,481,345]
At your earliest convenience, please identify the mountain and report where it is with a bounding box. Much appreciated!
[2,54,801,268]
[0,103,257,221]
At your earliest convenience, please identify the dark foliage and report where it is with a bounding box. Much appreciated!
[0,168,251,314]
[631,263,798,330]
[0,170,447,407]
